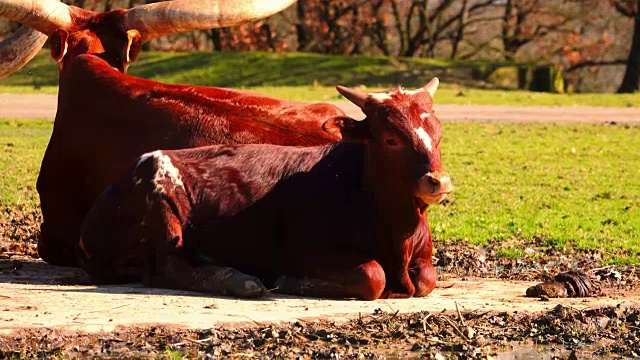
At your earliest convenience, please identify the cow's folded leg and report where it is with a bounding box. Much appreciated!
[271,259,386,301]
[144,254,268,298]
[409,257,436,297]
[38,201,82,267]
[379,258,435,299]
[141,193,267,298]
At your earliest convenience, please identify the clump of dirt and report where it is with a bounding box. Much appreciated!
[526,270,602,298]
[1,305,638,358]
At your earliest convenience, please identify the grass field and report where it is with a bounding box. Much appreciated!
[1,118,638,264]
[1,51,639,106]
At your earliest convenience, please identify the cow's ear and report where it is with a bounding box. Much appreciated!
[122,29,142,73]
[323,117,371,141]
[49,29,69,65]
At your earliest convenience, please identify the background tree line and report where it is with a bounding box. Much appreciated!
[1,0,638,93]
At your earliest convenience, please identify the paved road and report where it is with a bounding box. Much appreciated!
[1,93,640,124]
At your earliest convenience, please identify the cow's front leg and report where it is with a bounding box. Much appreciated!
[145,254,268,298]
[382,259,435,298]
[379,245,416,299]
[382,222,436,298]
[409,257,436,297]
[271,255,386,301]
[379,258,435,298]
[380,270,415,299]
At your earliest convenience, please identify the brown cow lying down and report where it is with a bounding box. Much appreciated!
[78,81,452,300]
[36,54,345,267]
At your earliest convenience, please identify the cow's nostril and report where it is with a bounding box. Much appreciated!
[422,172,452,194]
[425,175,441,189]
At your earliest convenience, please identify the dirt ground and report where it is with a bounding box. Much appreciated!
[1,96,639,357]
[2,93,640,124]
[2,259,637,335]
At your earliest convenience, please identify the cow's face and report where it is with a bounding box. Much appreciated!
[49,9,142,74]
[326,78,452,212]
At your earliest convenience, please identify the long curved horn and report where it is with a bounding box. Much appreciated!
[124,0,297,42]
[0,0,72,35]
[336,85,368,109]
[0,0,72,78]
[0,26,48,79]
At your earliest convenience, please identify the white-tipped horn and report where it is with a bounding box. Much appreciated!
[0,26,48,79]
[424,77,439,99]
[0,0,72,35]
[124,0,297,42]
[0,0,72,78]
[336,85,368,109]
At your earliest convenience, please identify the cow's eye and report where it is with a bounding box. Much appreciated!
[386,138,398,146]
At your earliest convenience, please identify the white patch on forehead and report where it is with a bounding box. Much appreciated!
[137,150,184,193]
[420,112,430,120]
[369,92,393,102]
[414,126,433,153]
[404,88,425,96]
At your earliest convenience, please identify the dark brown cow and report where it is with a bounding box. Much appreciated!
[36,54,346,267]
[78,81,452,300]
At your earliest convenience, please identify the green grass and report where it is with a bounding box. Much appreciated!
[1,51,639,106]
[430,122,640,265]
[1,119,638,264]
[0,119,51,209]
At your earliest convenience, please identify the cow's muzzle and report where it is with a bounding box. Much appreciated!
[414,171,452,206]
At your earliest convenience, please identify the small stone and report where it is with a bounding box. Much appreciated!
[465,326,476,339]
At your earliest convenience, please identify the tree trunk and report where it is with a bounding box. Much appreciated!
[618,0,640,93]
[210,29,222,51]
[450,0,469,59]
[501,0,516,61]
[295,0,309,51]
[368,0,390,56]
[260,24,276,51]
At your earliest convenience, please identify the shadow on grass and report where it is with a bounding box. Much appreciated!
[3,50,516,89]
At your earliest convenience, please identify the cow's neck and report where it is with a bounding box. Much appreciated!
[362,153,422,244]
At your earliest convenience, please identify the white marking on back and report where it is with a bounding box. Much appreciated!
[420,112,430,120]
[136,150,184,193]
[414,127,433,153]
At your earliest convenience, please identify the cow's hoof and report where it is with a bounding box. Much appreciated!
[223,273,268,298]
